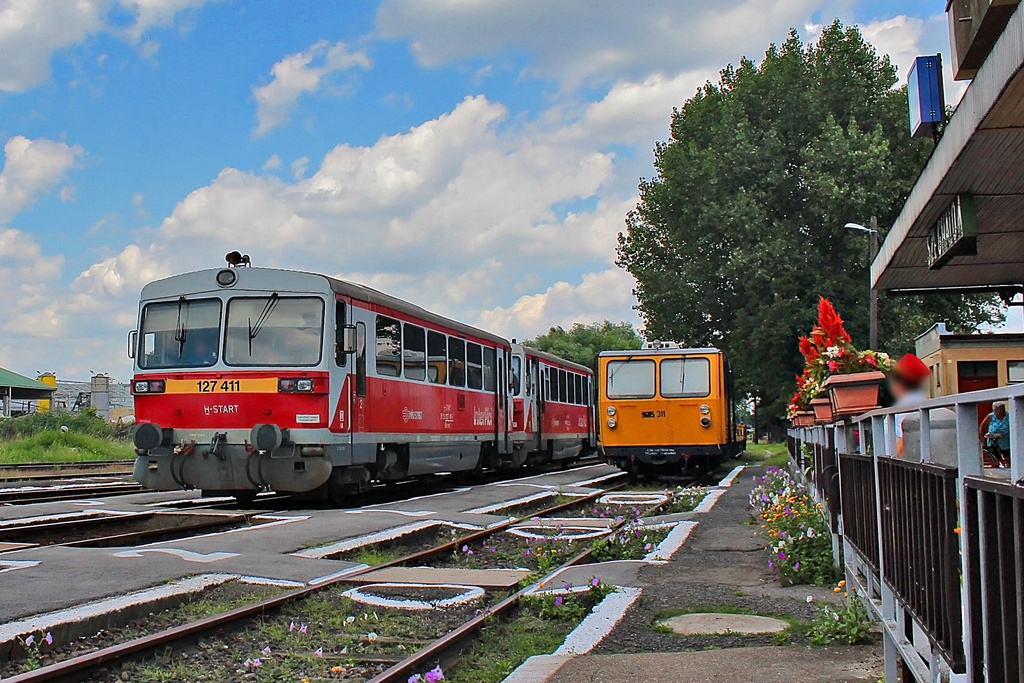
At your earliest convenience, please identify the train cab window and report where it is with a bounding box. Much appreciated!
[448,338,466,387]
[558,369,568,403]
[404,324,426,381]
[606,359,656,399]
[567,371,576,404]
[225,296,323,367]
[660,357,711,398]
[427,331,447,384]
[334,301,347,366]
[466,343,483,390]
[375,316,402,377]
[139,298,221,369]
[483,347,497,391]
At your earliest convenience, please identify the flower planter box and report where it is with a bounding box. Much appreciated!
[823,371,886,417]
[791,412,815,428]
[811,397,834,424]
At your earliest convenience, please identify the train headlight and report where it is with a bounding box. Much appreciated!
[215,269,237,287]
[279,378,315,392]
[606,406,616,416]
[699,404,711,415]
[133,379,166,394]
[700,416,712,428]
[607,417,617,428]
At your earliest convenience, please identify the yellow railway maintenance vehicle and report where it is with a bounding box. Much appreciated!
[598,343,746,477]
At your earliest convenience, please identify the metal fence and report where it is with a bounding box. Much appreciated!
[790,382,1024,683]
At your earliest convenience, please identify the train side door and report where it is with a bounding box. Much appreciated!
[330,297,355,443]
[494,348,511,454]
[531,358,543,450]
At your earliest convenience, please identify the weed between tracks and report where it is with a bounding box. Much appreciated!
[106,589,500,682]
[1,582,286,679]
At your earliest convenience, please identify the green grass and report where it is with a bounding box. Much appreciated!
[740,442,790,468]
[348,545,405,566]
[0,430,135,464]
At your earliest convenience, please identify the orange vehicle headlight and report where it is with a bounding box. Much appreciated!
[607,417,617,428]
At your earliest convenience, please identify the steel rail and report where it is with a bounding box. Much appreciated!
[0,482,143,505]
[366,486,680,683]
[2,475,628,683]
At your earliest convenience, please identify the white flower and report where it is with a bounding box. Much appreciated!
[806,596,814,603]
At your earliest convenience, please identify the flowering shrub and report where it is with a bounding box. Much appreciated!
[787,297,893,418]
[749,467,840,586]
[809,581,873,645]
[524,578,614,623]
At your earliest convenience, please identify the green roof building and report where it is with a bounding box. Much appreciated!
[0,367,56,417]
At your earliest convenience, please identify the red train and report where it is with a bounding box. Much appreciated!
[129,265,594,502]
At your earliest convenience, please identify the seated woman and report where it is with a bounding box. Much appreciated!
[980,401,1011,466]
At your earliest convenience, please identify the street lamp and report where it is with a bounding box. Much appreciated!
[844,217,880,350]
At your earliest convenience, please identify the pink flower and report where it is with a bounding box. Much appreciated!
[591,577,600,587]
[252,658,262,669]
[827,360,839,371]
[425,665,445,682]
[315,647,323,658]
[24,635,34,647]
[44,632,52,645]
[299,623,308,634]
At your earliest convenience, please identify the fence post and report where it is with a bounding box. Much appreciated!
[1010,396,1024,485]
[919,408,932,464]
[956,403,982,681]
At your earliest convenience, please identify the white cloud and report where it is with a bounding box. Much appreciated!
[262,153,282,170]
[0,136,83,224]
[0,0,221,92]
[376,0,833,88]
[252,40,372,136]
[477,269,640,339]
[858,13,968,106]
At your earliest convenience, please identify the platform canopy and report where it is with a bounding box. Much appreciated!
[872,3,1024,294]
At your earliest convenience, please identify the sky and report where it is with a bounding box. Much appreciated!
[0,0,1003,381]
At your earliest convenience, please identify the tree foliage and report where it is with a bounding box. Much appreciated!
[523,321,643,371]
[618,21,1004,422]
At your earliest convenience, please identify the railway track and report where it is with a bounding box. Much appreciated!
[3,475,678,683]
[0,482,143,505]
[0,461,134,483]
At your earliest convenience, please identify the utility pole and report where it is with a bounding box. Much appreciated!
[869,216,879,350]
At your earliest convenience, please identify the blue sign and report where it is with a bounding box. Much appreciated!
[908,55,945,138]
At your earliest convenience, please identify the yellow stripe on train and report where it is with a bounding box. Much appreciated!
[163,378,280,394]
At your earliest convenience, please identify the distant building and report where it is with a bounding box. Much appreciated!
[0,367,57,417]
[915,322,1024,400]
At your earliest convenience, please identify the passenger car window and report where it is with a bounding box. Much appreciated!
[467,343,483,390]
[483,347,496,391]
[606,359,656,399]
[427,331,446,384]
[404,323,426,381]
[375,316,401,377]
[448,337,466,387]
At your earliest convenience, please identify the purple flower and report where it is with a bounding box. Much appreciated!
[554,596,564,607]
[778,552,786,560]
[462,545,469,553]
[563,582,571,591]
[261,646,271,656]
[591,577,600,588]
[315,647,323,658]
[794,562,801,570]
[409,676,424,683]
[289,620,296,632]
[24,635,34,647]
[252,658,262,669]
[299,623,308,634]
[44,632,52,645]
[425,665,445,682]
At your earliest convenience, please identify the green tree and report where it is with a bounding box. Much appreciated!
[523,321,643,371]
[617,21,1003,429]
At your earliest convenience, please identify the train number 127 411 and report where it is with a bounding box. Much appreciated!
[196,380,241,393]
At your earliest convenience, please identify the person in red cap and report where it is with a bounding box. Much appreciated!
[890,353,931,456]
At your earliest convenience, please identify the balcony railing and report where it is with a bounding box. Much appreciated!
[789,382,1024,682]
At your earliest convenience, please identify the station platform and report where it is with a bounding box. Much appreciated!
[518,463,883,683]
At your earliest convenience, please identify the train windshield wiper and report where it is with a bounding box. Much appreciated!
[608,354,637,387]
[173,297,189,359]
[247,293,280,355]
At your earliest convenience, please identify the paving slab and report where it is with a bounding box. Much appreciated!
[546,647,882,683]
[348,566,530,589]
[657,612,789,635]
